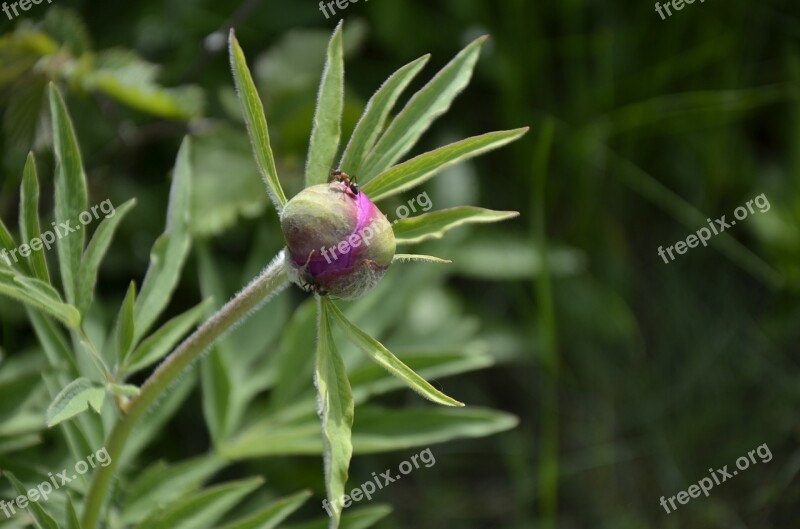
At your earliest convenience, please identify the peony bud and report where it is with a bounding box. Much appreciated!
[280,182,395,299]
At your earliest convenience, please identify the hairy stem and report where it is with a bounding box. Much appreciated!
[81,251,289,529]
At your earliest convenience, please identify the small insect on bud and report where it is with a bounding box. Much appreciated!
[280,181,396,299]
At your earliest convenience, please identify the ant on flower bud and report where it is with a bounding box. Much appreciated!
[329,168,360,196]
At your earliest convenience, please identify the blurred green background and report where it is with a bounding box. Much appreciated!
[1,0,799,528]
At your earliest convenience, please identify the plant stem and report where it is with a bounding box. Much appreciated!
[81,251,289,529]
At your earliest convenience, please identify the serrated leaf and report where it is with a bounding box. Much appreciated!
[358,36,487,182]
[340,54,430,175]
[0,268,81,328]
[115,281,136,364]
[75,198,136,315]
[4,471,60,529]
[134,477,263,529]
[393,206,519,244]
[325,299,462,407]
[122,454,226,524]
[362,128,529,201]
[19,153,50,282]
[283,505,392,529]
[123,298,212,375]
[305,21,344,187]
[229,30,288,209]
[45,378,105,428]
[392,254,451,264]
[49,83,88,305]
[134,137,192,340]
[216,490,311,529]
[316,297,354,529]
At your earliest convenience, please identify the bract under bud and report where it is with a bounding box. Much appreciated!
[280,182,395,299]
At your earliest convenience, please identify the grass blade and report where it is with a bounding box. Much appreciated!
[306,21,344,187]
[339,54,430,175]
[393,206,519,244]
[357,36,488,182]
[363,128,528,201]
[229,30,288,209]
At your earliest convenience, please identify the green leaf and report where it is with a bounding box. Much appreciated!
[316,297,354,529]
[122,454,226,524]
[216,490,311,529]
[134,137,192,340]
[134,477,263,529]
[115,281,137,364]
[83,49,204,119]
[0,268,81,328]
[0,217,22,270]
[305,21,344,187]
[124,298,212,375]
[4,75,47,150]
[19,153,50,283]
[392,254,451,264]
[75,198,136,315]
[4,471,59,529]
[27,308,79,373]
[202,345,232,446]
[65,494,82,529]
[49,83,88,305]
[340,54,430,175]
[393,206,519,244]
[229,30,288,209]
[357,36,487,182]
[362,128,529,201]
[283,505,392,529]
[107,383,140,398]
[326,300,462,407]
[45,377,105,428]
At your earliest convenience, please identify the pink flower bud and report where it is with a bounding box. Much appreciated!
[280,182,395,299]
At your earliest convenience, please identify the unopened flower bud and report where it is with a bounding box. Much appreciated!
[280,182,395,299]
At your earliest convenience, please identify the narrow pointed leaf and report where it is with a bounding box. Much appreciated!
[45,377,105,427]
[358,36,487,182]
[316,297,354,529]
[4,471,59,529]
[134,137,192,340]
[363,128,529,201]
[340,54,430,175]
[0,268,81,327]
[49,83,88,304]
[283,505,392,529]
[392,254,451,264]
[216,490,312,529]
[19,153,50,282]
[116,281,137,364]
[306,21,344,187]
[0,217,26,272]
[66,494,82,529]
[393,207,519,244]
[76,198,136,315]
[229,31,287,209]
[134,477,263,529]
[124,298,212,375]
[326,300,462,407]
